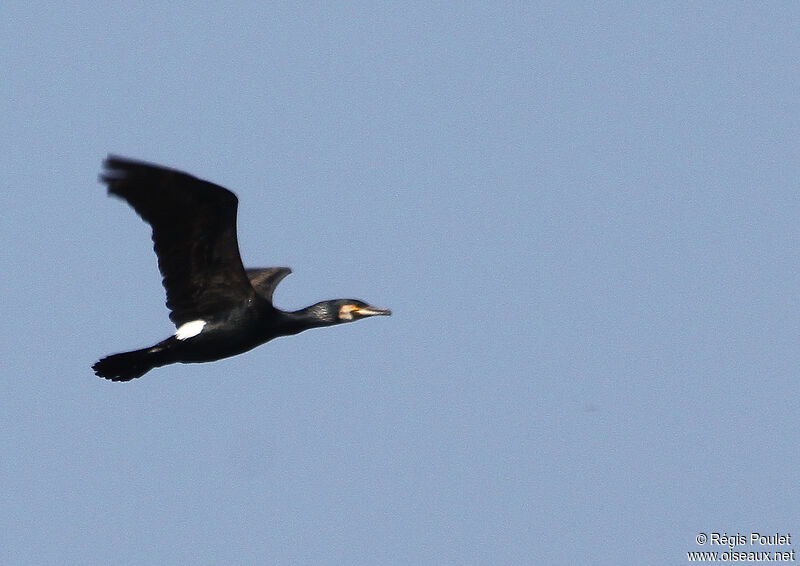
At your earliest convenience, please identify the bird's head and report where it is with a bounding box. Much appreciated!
[305,299,392,326]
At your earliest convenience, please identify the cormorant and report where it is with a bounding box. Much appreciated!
[92,156,391,381]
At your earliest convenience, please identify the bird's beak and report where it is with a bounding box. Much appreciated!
[355,305,392,317]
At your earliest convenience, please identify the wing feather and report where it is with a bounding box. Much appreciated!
[101,155,256,326]
[246,267,292,303]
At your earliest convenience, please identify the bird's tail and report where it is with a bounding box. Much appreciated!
[93,345,170,382]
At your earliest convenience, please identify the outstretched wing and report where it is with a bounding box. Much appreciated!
[246,267,292,303]
[101,155,256,326]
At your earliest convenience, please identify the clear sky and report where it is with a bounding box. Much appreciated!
[1,3,798,565]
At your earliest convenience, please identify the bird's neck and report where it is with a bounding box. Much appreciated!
[277,303,336,335]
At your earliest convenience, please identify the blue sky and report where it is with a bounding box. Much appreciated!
[1,3,798,565]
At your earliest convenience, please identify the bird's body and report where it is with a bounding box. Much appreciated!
[93,156,390,381]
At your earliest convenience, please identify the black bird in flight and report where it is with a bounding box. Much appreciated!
[93,156,391,381]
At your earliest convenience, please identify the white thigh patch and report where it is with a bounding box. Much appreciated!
[175,320,207,340]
